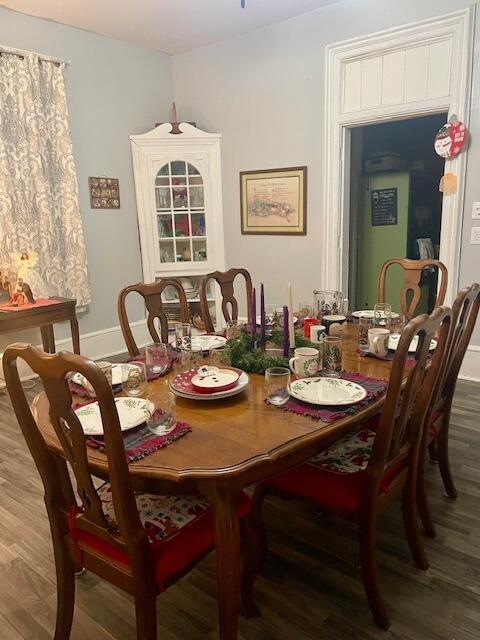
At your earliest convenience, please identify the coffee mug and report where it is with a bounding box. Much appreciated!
[309,325,326,343]
[289,347,319,377]
[323,314,347,336]
[368,328,390,357]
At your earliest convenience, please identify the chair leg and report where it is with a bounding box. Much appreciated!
[134,593,157,640]
[417,452,436,538]
[401,481,429,571]
[240,487,267,618]
[427,439,438,463]
[358,512,390,630]
[437,415,457,499]
[52,536,75,640]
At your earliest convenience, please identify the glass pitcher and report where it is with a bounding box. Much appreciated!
[313,290,344,319]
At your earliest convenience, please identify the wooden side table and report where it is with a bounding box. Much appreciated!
[0,297,80,354]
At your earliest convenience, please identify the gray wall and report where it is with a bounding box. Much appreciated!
[173,0,480,343]
[0,6,172,344]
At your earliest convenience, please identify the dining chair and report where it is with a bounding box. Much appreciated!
[417,283,480,537]
[199,268,253,333]
[3,344,253,640]
[244,306,452,630]
[118,280,190,356]
[378,258,448,319]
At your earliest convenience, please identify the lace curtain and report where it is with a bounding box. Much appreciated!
[0,51,91,306]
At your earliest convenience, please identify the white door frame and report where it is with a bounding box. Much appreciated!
[321,8,475,304]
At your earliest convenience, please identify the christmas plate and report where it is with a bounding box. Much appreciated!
[75,397,152,436]
[71,363,136,388]
[191,366,240,393]
[388,334,437,353]
[171,335,227,350]
[289,377,367,406]
[352,310,400,320]
[170,369,249,401]
[256,314,298,325]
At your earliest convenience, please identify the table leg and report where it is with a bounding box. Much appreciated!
[207,487,241,640]
[40,324,56,353]
[70,316,80,354]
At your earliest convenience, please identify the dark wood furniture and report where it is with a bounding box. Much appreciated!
[29,323,426,640]
[199,268,253,333]
[252,307,452,630]
[3,344,254,640]
[0,297,80,354]
[118,280,189,357]
[417,283,480,538]
[378,258,448,319]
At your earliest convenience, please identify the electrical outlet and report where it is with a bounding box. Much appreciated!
[471,227,480,244]
[472,202,480,219]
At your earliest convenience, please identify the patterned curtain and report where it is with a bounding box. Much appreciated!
[0,51,91,306]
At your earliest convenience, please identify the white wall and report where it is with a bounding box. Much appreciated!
[172,0,480,352]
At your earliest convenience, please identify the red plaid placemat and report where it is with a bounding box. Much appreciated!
[267,371,388,424]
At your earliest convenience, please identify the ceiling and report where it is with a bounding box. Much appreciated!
[0,0,340,54]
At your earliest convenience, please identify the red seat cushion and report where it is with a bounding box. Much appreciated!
[71,487,251,590]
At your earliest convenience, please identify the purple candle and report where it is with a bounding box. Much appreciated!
[283,305,290,357]
[251,287,256,343]
[260,283,266,348]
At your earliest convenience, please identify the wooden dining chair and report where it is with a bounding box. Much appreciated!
[118,280,190,356]
[244,306,452,630]
[3,344,253,640]
[378,258,448,319]
[199,268,253,333]
[417,283,480,538]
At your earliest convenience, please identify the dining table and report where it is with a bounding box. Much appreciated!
[31,321,407,640]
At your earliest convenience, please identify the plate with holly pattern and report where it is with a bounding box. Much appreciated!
[75,397,152,436]
[289,377,367,406]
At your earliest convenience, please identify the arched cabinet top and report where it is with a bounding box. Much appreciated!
[130,122,222,145]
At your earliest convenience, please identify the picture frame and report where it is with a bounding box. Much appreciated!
[89,177,120,209]
[240,166,307,235]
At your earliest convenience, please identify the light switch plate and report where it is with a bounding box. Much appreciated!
[472,202,480,219]
[471,227,480,244]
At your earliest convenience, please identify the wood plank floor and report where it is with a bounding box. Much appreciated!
[0,378,478,639]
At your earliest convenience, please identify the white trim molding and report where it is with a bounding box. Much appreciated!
[322,8,475,304]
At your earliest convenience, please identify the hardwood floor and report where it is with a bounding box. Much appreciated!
[0,378,478,639]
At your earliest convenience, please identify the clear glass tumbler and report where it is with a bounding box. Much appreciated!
[122,361,147,397]
[145,342,169,374]
[175,322,192,350]
[265,367,291,406]
[322,336,342,377]
[358,315,373,353]
[374,303,392,329]
[146,391,176,435]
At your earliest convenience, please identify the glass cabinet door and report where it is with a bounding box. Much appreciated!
[155,161,208,266]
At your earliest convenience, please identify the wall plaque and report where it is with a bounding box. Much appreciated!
[89,177,120,209]
[371,188,397,226]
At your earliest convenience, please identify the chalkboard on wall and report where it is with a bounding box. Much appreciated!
[371,188,397,226]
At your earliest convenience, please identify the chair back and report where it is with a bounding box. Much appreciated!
[378,258,448,319]
[118,280,189,356]
[366,306,452,487]
[2,344,151,577]
[199,268,253,333]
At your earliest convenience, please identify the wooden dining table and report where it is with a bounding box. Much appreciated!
[32,322,403,640]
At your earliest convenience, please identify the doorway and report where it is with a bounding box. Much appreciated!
[348,113,447,314]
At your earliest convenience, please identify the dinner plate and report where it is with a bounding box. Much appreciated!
[388,334,437,353]
[171,371,249,401]
[191,367,240,392]
[256,315,299,325]
[289,377,367,406]
[352,310,400,320]
[75,397,152,436]
[72,363,136,388]
[171,335,227,350]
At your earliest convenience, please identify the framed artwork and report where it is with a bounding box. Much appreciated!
[240,166,307,235]
[89,177,120,209]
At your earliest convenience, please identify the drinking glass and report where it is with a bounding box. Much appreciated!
[175,322,192,350]
[390,313,406,335]
[226,321,241,340]
[122,361,147,397]
[146,391,176,435]
[374,303,392,328]
[145,343,169,374]
[358,315,373,352]
[265,367,291,406]
[179,345,203,371]
[265,304,279,328]
[209,346,231,368]
[322,336,342,377]
[297,301,314,320]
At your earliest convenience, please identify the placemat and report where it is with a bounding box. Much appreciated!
[0,298,63,312]
[267,371,388,424]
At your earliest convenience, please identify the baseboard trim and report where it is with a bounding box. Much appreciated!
[459,345,480,382]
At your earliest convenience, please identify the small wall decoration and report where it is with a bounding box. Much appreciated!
[434,117,468,158]
[89,177,120,209]
[439,172,457,195]
[240,166,307,235]
[371,188,398,226]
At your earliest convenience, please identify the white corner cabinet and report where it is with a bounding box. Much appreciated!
[130,122,226,327]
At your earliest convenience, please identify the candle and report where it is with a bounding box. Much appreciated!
[283,305,290,357]
[251,287,256,343]
[287,282,295,348]
[260,283,266,348]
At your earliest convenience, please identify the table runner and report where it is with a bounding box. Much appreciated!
[268,371,388,424]
[0,298,63,312]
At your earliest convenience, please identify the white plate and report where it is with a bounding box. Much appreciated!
[256,315,299,325]
[191,367,240,391]
[171,335,227,350]
[352,310,400,320]
[72,363,137,388]
[170,371,249,401]
[388,334,437,353]
[289,377,367,406]
[75,397,151,436]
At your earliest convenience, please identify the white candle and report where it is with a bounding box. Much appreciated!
[287,282,295,348]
